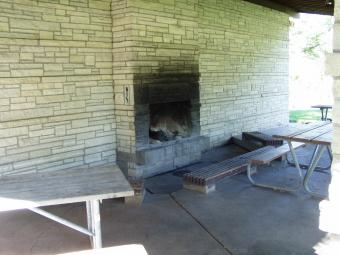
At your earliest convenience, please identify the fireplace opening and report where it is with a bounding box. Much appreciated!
[149,101,192,143]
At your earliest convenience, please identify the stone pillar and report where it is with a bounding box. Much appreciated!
[320,2,340,234]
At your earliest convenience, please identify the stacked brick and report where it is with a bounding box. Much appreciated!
[0,0,290,177]
[112,0,200,177]
[198,0,290,146]
[112,0,289,177]
[0,0,116,175]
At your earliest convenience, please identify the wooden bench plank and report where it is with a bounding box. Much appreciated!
[0,165,134,211]
[183,146,274,188]
[292,125,333,145]
[312,130,332,145]
[272,122,330,140]
[242,131,283,146]
[292,125,332,145]
[230,135,262,151]
[250,142,304,165]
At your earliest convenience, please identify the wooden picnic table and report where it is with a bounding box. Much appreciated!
[0,165,134,249]
[271,121,332,197]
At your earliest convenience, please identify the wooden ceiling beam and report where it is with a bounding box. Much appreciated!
[244,0,334,16]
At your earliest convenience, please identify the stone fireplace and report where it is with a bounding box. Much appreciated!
[149,101,192,143]
[112,0,289,180]
[116,72,209,178]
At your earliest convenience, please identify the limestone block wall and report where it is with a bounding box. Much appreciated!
[111,0,290,177]
[198,0,290,146]
[111,0,201,177]
[0,0,116,175]
[0,0,290,177]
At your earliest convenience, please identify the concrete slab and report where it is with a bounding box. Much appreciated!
[0,194,227,255]
[0,144,338,255]
[172,163,333,255]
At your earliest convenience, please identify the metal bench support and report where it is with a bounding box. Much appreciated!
[246,141,304,192]
[247,164,302,192]
[249,141,331,198]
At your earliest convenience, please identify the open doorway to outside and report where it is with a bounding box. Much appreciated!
[289,14,334,123]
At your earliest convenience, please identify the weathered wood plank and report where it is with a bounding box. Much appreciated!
[272,122,329,140]
[312,130,333,145]
[183,146,274,185]
[250,142,304,165]
[242,131,283,146]
[291,124,332,145]
[0,165,134,211]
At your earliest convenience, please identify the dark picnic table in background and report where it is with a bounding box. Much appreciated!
[311,104,333,121]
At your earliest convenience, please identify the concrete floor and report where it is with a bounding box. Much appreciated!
[0,145,339,255]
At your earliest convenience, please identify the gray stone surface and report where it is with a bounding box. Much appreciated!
[136,136,209,178]
[0,195,227,255]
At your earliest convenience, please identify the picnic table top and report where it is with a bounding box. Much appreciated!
[270,122,332,146]
[0,165,134,212]
[311,105,333,109]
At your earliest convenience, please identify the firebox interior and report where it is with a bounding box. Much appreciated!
[149,101,192,143]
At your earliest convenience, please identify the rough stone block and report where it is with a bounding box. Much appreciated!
[183,182,216,194]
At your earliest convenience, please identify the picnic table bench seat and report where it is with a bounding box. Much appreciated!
[183,146,275,193]
[183,142,305,193]
[250,142,304,165]
[0,165,134,249]
[246,142,305,191]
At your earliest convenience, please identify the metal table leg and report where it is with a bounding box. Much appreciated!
[327,145,333,162]
[86,201,93,247]
[28,200,102,249]
[29,207,94,237]
[303,145,328,198]
[286,144,332,171]
[86,200,102,249]
[287,141,303,179]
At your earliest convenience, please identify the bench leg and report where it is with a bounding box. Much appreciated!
[86,200,102,249]
[247,155,302,193]
[247,164,302,192]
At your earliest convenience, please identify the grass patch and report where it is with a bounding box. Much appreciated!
[289,109,331,123]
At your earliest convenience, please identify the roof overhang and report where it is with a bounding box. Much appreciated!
[245,0,334,16]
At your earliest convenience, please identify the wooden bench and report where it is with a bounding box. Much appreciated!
[250,142,304,165]
[247,142,305,191]
[183,146,275,193]
[0,165,134,249]
[242,131,284,147]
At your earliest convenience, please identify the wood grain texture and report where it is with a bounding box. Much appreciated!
[183,146,275,185]
[271,122,332,146]
[0,165,134,211]
[292,124,332,145]
[250,142,304,165]
[272,122,330,140]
